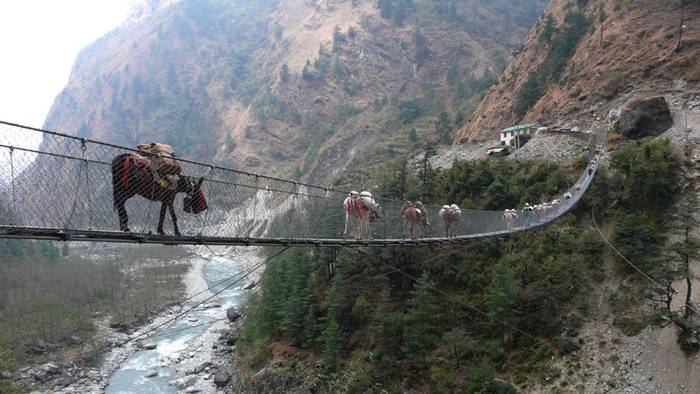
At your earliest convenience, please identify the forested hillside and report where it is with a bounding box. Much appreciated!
[233,139,699,392]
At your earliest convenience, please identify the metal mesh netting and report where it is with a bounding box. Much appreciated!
[0,121,603,245]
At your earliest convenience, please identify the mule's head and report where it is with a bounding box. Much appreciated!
[181,176,208,214]
[369,204,383,222]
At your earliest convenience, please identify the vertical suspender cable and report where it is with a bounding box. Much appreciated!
[198,166,215,237]
[84,141,93,230]
[65,139,87,231]
[9,147,16,225]
[143,152,158,235]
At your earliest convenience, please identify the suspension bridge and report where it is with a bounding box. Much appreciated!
[0,120,602,247]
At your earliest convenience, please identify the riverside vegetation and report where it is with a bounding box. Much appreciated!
[235,138,700,392]
[0,241,190,393]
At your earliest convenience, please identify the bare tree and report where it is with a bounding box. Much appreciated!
[598,3,607,48]
[676,0,688,52]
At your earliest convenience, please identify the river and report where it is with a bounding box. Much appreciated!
[105,247,258,393]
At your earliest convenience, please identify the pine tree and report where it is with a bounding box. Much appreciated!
[668,189,700,318]
[383,165,407,200]
[437,111,452,144]
[280,251,309,344]
[446,62,459,85]
[467,358,516,393]
[393,0,409,26]
[485,263,517,329]
[414,29,429,62]
[280,63,289,82]
[332,25,345,52]
[453,79,466,101]
[442,328,468,368]
[302,63,314,81]
[322,315,341,371]
[454,110,464,126]
[514,72,543,118]
[257,251,288,337]
[301,271,321,347]
[370,282,402,365]
[378,0,392,19]
[402,272,440,366]
[319,261,347,369]
[302,302,320,348]
[539,14,556,46]
[408,128,418,142]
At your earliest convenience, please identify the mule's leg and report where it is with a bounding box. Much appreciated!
[168,203,181,236]
[116,201,130,232]
[343,212,350,238]
[157,203,167,235]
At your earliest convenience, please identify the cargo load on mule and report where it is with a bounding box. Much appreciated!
[135,142,181,190]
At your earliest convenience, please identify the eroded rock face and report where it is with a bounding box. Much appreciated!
[617,96,673,139]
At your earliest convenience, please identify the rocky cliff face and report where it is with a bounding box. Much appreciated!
[455,0,700,143]
[41,0,547,183]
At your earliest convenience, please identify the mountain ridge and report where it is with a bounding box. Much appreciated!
[39,0,547,185]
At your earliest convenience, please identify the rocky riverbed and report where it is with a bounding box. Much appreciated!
[16,246,263,394]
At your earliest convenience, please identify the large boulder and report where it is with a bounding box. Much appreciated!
[25,339,49,354]
[173,375,196,389]
[43,362,60,373]
[617,96,673,139]
[226,308,241,322]
[213,371,230,387]
[142,341,157,350]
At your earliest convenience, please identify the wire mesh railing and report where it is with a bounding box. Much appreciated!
[0,120,604,246]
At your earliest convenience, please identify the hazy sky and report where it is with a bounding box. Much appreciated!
[0,1,132,129]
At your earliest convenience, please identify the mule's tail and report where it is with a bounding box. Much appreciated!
[111,154,127,210]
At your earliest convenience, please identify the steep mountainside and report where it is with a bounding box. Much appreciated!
[41,0,547,183]
[455,0,700,143]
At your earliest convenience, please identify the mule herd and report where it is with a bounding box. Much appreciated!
[342,191,464,240]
